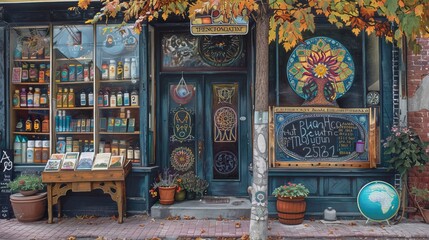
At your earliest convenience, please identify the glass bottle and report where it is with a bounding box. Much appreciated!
[117,89,123,106]
[61,64,69,82]
[110,91,117,107]
[131,88,138,106]
[127,144,134,162]
[109,60,116,80]
[33,88,41,107]
[20,88,27,107]
[16,118,24,132]
[68,88,75,107]
[101,62,109,80]
[27,87,34,107]
[42,115,49,133]
[62,88,68,108]
[98,90,104,106]
[12,89,20,107]
[130,58,137,80]
[124,58,131,79]
[103,89,110,107]
[45,64,50,82]
[29,64,38,82]
[83,63,90,82]
[13,135,22,164]
[123,89,130,106]
[40,89,48,107]
[117,61,124,80]
[38,64,45,83]
[25,116,33,132]
[88,90,94,106]
[33,116,41,133]
[80,90,87,106]
[57,87,63,108]
[134,145,140,163]
[21,63,29,82]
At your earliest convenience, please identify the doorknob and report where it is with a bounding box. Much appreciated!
[198,140,204,159]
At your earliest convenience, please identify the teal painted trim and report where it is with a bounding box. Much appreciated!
[139,24,149,167]
[275,25,279,106]
[380,41,393,167]
[0,26,6,150]
[268,168,393,177]
[362,33,367,107]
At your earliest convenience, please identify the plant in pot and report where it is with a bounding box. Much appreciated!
[7,173,47,222]
[272,182,310,225]
[174,176,186,202]
[383,125,429,221]
[411,185,429,223]
[194,177,209,199]
[181,171,198,200]
[150,168,178,205]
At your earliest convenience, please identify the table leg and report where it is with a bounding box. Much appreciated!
[117,182,123,224]
[57,197,62,219]
[47,184,53,224]
[123,182,127,217]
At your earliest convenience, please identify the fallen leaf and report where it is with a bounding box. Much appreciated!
[67,237,76,240]
[304,224,309,227]
[217,215,224,221]
[241,234,250,240]
[268,227,272,230]
[200,228,206,233]
[139,224,145,227]
[235,222,241,228]
[348,222,357,226]
[160,222,164,225]
[328,230,334,234]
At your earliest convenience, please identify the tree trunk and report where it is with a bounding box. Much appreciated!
[249,2,270,239]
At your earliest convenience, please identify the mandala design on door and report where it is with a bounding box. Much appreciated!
[214,151,238,175]
[214,106,237,142]
[170,147,195,172]
[216,86,235,104]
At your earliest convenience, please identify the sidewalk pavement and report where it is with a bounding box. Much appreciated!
[1,215,429,240]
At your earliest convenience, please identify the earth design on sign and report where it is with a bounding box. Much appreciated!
[357,181,400,222]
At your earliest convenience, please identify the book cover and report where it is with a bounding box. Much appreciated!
[114,118,122,132]
[92,153,111,170]
[50,153,65,160]
[61,152,80,170]
[107,118,115,132]
[81,118,86,132]
[44,159,62,171]
[100,118,107,131]
[127,118,135,132]
[86,119,91,132]
[76,152,95,170]
[12,67,22,83]
[109,155,124,169]
[120,118,128,132]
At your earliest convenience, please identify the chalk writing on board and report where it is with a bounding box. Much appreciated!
[275,113,368,162]
[1,151,13,172]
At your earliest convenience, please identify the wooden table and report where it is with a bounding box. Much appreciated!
[41,161,131,224]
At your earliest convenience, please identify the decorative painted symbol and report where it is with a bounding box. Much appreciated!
[199,35,243,66]
[214,151,237,175]
[170,107,195,143]
[214,107,237,142]
[215,86,235,104]
[170,147,195,172]
[287,37,354,106]
[170,84,194,105]
[1,151,13,172]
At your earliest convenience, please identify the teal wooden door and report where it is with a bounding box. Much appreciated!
[159,73,249,196]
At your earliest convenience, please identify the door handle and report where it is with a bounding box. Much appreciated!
[198,140,204,159]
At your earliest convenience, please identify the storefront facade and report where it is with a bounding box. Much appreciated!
[0,1,400,218]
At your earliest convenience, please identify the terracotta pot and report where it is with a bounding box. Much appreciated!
[10,192,47,222]
[158,186,176,205]
[175,190,186,202]
[276,196,306,225]
[20,190,38,196]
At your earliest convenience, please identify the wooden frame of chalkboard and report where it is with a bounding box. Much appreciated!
[269,107,377,168]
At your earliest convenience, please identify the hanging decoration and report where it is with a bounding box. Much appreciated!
[286,37,355,106]
[170,147,195,172]
[170,73,194,105]
[170,107,195,143]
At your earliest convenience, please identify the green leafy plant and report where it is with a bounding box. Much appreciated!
[180,171,208,195]
[411,186,429,208]
[7,174,45,192]
[383,126,429,176]
[272,182,309,198]
[152,168,178,189]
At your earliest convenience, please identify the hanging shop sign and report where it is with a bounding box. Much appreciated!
[190,3,248,35]
[269,107,377,168]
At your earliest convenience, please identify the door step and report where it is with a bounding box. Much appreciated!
[150,196,251,219]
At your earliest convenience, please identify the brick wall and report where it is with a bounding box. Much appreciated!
[407,37,429,219]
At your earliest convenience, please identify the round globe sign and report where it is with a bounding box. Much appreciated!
[357,181,400,222]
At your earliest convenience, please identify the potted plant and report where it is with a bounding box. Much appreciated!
[411,185,429,223]
[7,173,47,222]
[174,176,186,202]
[150,169,178,205]
[383,125,429,221]
[194,177,209,199]
[272,182,310,225]
[181,171,198,200]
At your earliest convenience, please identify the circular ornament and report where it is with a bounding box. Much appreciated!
[287,37,355,100]
[198,35,243,67]
[366,91,380,106]
[214,151,237,175]
[170,147,195,172]
[170,85,194,105]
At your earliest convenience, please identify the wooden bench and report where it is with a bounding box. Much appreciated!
[41,161,131,223]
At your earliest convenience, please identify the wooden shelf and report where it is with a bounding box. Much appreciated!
[13,132,49,135]
[98,106,139,109]
[98,79,139,83]
[57,107,93,110]
[99,132,140,135]
[55,57,93,61]
[56,132,94,135]
[13,107,49,110]
[56,81,93,85]
[12,82,50,85]
[14,59,50,62]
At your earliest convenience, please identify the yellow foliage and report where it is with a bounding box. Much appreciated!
[352,28,361,35]
[415,4,424,16]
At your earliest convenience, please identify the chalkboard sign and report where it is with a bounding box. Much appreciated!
[0,150,14,219]
[269,107,377,168]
